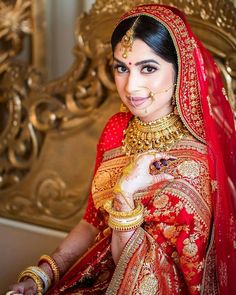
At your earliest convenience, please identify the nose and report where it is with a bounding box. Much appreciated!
[125,71,139,94]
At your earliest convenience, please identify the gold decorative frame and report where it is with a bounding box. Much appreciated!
[0,0,235,231]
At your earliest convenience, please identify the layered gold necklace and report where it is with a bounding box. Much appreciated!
[122,112,188,156]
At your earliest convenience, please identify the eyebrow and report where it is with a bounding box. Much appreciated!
[113,57,160,66]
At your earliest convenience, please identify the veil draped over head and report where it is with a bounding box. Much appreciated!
[118,4,236,294]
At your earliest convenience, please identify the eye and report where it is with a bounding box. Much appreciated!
[141,65,158,74]
[113,64,128,73]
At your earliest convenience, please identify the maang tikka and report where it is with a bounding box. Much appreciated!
[121,17,140,58]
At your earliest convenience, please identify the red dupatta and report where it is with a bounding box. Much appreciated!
[117,4,236,294]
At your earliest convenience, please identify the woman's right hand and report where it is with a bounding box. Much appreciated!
[116,151,175,196]
[7,278,37,295]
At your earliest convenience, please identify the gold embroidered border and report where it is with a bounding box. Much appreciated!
[174,136,207,154]
[105,227,145,295]
[200,225,219,294]
[103,147,125,162]
[163,179,212,228]
[92,155,131,209]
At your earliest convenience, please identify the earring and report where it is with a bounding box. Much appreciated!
[171,94,176,106]
[171,94,178,115]
[120,103,129,113]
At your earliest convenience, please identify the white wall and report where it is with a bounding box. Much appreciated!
[0,218,66,293]
[83,0,95,11]
[46,0,95,80]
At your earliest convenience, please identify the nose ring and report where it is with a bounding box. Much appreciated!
[149,91,154,100]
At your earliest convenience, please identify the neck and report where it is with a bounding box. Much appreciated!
[136,111,176,126]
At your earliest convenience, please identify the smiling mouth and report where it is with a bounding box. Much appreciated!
[127,96,149,107]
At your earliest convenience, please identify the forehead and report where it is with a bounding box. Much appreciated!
[114,39,158,61]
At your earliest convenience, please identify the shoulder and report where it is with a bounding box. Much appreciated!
[104,112,132,131]
[98,112,133,152]
[174,134,207,156]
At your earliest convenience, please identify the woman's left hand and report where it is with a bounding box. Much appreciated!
[116,151,175,197]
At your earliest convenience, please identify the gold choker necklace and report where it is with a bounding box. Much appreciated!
[122,112,188,155]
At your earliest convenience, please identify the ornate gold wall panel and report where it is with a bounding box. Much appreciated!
[0,0,235,231]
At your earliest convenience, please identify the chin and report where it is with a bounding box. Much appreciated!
[128,108,146,117]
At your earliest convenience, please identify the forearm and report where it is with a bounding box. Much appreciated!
[111,229,135,264]
[10,220,99,293]
[111,195,136,264]
[40,219,99,279]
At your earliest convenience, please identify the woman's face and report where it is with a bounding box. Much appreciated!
[113,39,176,122]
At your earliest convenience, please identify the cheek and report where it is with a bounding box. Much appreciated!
[150,70,175,90]
[114,76,125,93]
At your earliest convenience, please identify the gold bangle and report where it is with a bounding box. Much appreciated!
[110,212,143,225]
[18,270,43,294]
[108,217,143,231]
[38,255,60,283]
[104,200,143,218]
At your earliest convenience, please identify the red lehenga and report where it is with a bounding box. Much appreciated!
[47,4,236,295]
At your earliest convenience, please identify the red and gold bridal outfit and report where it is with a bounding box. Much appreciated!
[47,4,236,295]
[48,112,212,295]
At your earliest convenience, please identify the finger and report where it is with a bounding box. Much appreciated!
[134,152,155,162]
[9,283,25,293]
[160,159,168,166]
[137,150,177,161]
[154,152,177,160]
[169,157,176,161]
[153,161,161,170]
[154,173,174,182]
[134,154,157,169]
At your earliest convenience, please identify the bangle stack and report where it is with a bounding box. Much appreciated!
[104,199,144,231]
[17,254,59,294]
[38,254,60,283]
[18,268,44,295]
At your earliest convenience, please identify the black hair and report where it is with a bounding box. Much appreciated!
[111,15,178,74]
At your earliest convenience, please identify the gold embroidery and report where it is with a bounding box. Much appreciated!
[222,87,229,102]
[105,228,145,294]
[92,155,131,209]
[183,238,198,257]
[163,180,212,228]
[174,135,207,154]
[153,194,169,209]
[211,180,218,192]
[219,260,228,287]
[177,160,200,179]
[207,96,213,116]
[163,225,183,243]
[102,147,124,161]
[191,37,197,49]
[139,274,158,294]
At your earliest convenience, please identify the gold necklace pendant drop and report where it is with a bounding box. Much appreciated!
[122,112,188,156]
